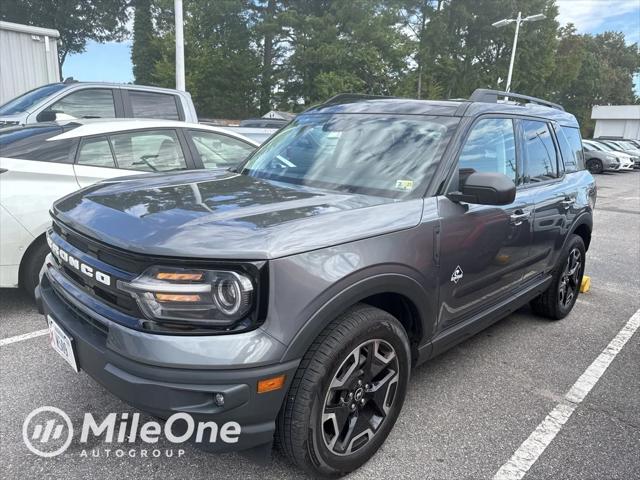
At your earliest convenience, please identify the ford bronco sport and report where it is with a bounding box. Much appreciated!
[37,89,596,477]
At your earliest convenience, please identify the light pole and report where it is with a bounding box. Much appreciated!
[174,0,185,91]
[492,12,545,92]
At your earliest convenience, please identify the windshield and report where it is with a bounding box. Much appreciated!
[240,113,457,198]
[593,141,614,152]
[0,84,66,115]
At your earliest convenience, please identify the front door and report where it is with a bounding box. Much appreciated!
[436,117,533,332]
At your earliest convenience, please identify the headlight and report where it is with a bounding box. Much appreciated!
[118,266,254,326]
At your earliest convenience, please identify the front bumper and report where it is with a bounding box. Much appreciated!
[37,270,299,453]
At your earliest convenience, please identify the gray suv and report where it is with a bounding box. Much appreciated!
[36,89,595,477]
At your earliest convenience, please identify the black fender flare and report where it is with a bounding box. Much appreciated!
[279,269,434,363]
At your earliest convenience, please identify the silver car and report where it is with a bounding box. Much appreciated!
[582,140,621,173]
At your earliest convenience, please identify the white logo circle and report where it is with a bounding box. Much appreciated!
[22,406,73,458]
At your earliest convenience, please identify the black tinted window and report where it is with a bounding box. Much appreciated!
[0,126,74,163]
[48,89,115,120]
[556,126,584,173]
[522,120,558,183]
[459,118,518,184]
[129,91,180,120]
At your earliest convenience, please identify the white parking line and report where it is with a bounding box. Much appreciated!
[493,308,640,480]
[0,329,49,347]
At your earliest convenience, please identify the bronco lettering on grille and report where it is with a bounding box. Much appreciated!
[47,236,112,287]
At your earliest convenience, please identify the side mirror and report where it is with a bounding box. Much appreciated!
[447,172,516,206]
[36,109,57,122]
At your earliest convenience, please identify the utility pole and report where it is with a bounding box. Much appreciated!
[174,0,185,91]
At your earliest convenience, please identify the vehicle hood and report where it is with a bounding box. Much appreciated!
[52,170,423,260]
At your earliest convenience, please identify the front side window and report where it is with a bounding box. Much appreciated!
[77,137,115,168]
[458,118,518,184]
[0,126,74,163]
[189,130,255,168]
[522,120,558,183]
[241,113,458,198]
[110,129,187,172]
[129,91,180,120]
[47,89,116,120]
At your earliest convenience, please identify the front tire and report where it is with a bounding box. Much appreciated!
[531,234,585,320]
[19,238,49,300]
[586,158,603,174]
[277,304,411,478]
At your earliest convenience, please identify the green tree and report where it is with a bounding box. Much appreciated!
[0,0,131,77]
[278,0,410,109]
[132,0,160,85]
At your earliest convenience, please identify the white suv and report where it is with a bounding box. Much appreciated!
[0,119,257,295]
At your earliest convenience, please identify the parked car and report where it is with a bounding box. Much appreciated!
[583,140,635,171]
[0,80,198,127]
[239,118,289,128]
[581,140,621,173]
[0,119,257,296]
[37,89,595,477]
[594,139,640,168]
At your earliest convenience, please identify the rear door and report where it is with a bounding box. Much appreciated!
[519,119,571,276]
[74,129,193,187]
[437,116,534,331]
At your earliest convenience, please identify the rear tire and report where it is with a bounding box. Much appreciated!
[586,158,603,174]
[531,234,585,320]
[276,304,411,478]
[19,238,49,300]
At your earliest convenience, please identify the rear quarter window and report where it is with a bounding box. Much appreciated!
[0,126,75,163]
[556,126,584,173]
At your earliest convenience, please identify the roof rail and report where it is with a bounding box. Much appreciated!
[322,93,396,105]
[469,88,565,111]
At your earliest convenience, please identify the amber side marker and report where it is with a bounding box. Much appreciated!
[257,374,286,393]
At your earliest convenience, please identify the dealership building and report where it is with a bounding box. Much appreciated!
[591,105,640,140]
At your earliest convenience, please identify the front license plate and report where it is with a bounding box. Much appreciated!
[47,315,79,372]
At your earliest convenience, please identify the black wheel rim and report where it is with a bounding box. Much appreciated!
[321,339,399,456]
[559,247,582,309]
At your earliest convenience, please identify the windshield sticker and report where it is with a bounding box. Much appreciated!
[394,179,414,191]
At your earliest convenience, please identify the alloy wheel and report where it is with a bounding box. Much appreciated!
[321,339,399,456]
[558,247,582,309]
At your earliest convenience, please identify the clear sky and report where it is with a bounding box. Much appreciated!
[62,0,640,89]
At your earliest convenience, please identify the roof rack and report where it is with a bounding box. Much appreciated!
[469,88,564,111]
[321,93,397,105]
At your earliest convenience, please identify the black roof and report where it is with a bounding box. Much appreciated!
[306,90,579,127]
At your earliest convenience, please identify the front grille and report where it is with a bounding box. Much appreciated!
[51,219,145,317]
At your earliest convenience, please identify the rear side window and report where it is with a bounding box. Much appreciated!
[458,118,518,184]
[521,120,558,183]
[0,126,74,163]
[129,91,181,120]
[555,126,584,173]
[188,130,255,168]
[48,89,116,120]
[77,137,116,168]
[110,129,187,172]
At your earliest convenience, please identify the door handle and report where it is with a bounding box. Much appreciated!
[510,210,531,226]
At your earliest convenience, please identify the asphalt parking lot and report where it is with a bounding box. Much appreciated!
[1,171,638,480]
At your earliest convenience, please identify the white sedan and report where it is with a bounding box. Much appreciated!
[0,119,258,296]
